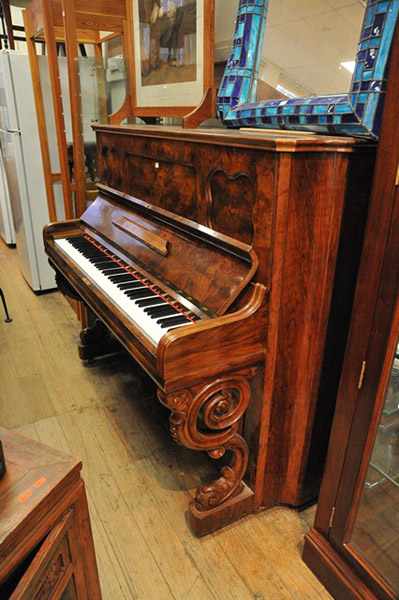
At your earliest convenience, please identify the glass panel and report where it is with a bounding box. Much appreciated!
[76,57,107,189]
[76,54,128,191]
[138,0,197,87]
[215,1,366,100]
[61,576,78,600]
[350,342,399,593]
[101,36,128,115]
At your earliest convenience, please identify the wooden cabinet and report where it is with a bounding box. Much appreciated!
[0,428,101,599]
[303,19,399,600]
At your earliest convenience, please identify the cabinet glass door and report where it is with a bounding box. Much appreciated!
[61,577,78,600]
[349,340,399,593]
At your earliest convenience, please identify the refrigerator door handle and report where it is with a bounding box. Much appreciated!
[0,127,20,135]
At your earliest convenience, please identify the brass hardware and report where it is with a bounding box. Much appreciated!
[329,506,336,529]
[155,162,160,169]
[396,165,399,186]
[358,361,367,390]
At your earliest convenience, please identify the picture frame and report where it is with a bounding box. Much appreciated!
[126,0,215,126]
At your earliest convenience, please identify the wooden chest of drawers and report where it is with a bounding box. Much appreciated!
[0,428,101,599]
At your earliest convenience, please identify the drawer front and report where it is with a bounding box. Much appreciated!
[10,511,75,600]
[31,536,71,600]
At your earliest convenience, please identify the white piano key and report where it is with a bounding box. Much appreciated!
[55,238,193,345]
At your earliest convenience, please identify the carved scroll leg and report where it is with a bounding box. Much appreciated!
[195,433,248,510]
[189,432,255,536]
[159,371,256,536]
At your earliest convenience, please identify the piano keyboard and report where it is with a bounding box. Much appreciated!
[55,235,200,345]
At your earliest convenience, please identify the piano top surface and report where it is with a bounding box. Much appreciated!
[93,124,375,153]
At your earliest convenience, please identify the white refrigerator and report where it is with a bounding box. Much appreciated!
[0,51,56,291]
[0,144,15,245]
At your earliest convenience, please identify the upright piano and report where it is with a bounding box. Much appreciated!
[44,125,375,535]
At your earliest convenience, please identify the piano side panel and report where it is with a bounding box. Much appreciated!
[260,149,375,507]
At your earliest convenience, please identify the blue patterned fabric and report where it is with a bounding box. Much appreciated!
[217,0,399,139]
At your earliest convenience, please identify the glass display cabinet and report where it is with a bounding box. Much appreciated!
[303,17,399,600]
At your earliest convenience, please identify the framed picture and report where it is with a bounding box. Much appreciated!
[126,0,215,123]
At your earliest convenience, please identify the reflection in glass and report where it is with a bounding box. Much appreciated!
[138,0,197,87]
[61,577,77,599]
[76,57,107,188]
[215,1,366,100]
[101,35,128,115]
[351,344,399,593]
[256,0,365,100]
[75,53,127,192]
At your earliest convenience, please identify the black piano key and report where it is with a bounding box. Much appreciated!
[109,274,137,283]
[123,286,147,295]
[126,289,157,300]
[145,305,179,318]
[102,268,126,276]
[80,252,103,258]
[68,238,85,247]
[70,239,92,247]
[135,298,166,308]
[88,255,107,261]
[159,316,191,328]
[89,258,114,265]
[77,246,101,255]
[117,281,144,290]
[97,262,120,271]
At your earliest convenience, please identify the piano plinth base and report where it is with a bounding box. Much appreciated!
[189,483,255,537]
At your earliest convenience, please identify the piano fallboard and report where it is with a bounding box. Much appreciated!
[44,191,267,392]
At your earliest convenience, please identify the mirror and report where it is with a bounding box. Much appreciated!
[217,0,398,138]
[216,0,365,100]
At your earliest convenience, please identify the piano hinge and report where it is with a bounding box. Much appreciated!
[358,360,367,390]
[396,164,399,186]
[329,506,336,530]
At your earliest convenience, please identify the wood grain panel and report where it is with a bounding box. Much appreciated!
[206,170,255,245]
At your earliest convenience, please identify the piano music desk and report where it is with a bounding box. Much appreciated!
[44,125,376,535]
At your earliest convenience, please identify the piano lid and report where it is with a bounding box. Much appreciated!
[80,185,259,316]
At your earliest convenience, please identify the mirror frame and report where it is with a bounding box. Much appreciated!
[217,0,399,139]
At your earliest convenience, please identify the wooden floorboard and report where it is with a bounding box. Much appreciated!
[0,241,330,599]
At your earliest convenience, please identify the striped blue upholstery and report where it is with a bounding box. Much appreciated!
[217,0,399,139]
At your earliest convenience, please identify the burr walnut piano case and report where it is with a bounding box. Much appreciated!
[44,125,375,535]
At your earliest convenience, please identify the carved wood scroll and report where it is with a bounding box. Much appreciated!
[158,368,256,512]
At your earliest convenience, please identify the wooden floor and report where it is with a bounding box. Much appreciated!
[0,241,331,600]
